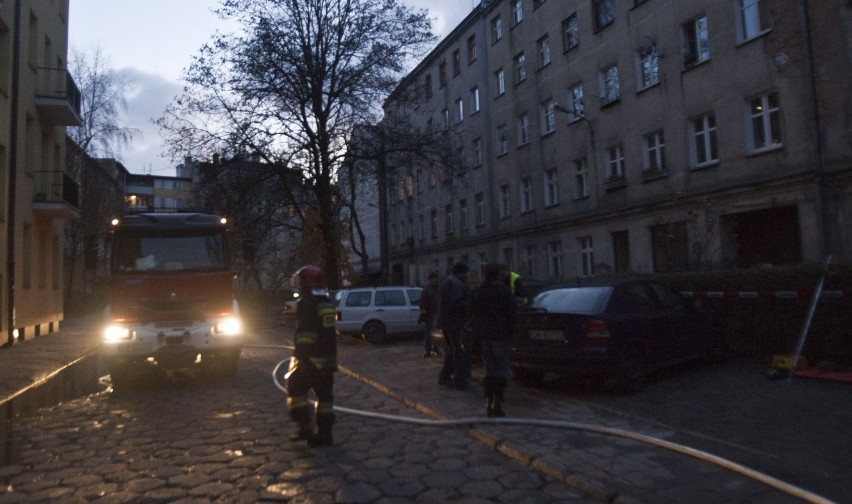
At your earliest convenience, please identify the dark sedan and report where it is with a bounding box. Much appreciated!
[510,279,718,393]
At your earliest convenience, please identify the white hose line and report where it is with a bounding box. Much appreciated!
[272,358,834,504]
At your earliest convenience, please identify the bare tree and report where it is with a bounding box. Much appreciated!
[157,0,436,289]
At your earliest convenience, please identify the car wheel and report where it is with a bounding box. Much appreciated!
[615,346,646,394]
[511,366,544,387]
[362,321,387,345]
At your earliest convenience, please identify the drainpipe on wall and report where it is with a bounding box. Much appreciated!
[5,0,21,346]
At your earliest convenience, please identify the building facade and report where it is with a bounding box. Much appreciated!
[383,0,852,286]
[1,0,81,344]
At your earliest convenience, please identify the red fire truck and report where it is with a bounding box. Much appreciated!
[101,212,244,387]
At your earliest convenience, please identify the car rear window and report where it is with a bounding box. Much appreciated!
[345,291,372,307]
[375,289,407,306]
[531,287,612,314]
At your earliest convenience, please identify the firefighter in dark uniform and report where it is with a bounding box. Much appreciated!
[286,265,338,446]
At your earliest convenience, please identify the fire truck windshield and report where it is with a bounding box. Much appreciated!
[112,233,226,273]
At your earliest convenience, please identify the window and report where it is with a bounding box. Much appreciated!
[606,145,625,180]
[515,52,527,83]
[491,15,503,43]
[423,74,432,100]
[599,65,620,106]
[478,252,488,279]
[430,209,438,237]
[460,199,469,230]
[445,204,454,234]
[455,98,464,124]
[499,185,511,218]
[438,61,447,87]
[547,241,563,278]
[651,221,689,272]
[475,193,485,226]
[495,68,506,96]
[517,113,530,146]
[496,124,509,155]
[643,130,666,175]
[375,289,407,307]
[594,0,616,31]
[467,35,477,64]
[471,87,480,114]
[416,167,423,192]
[473,137,483,166]
[520,177,533,213]
[578,237,595,277]
[418,215,425,240]
[524,245,537,278]
[429,163,438,187]
[691,114,719,167]
[737,0,769,42]
[512,0,523,25]
[569,83,585,121]
[574,158,590,199]
[541,99,556,134]
[683,15,710,65]
[562,14,579,51]
[748,92,782,151]
[638,43,660,89]
[544,168,559,207]
[612,231,630,274]
[533,0,546,8]
[537,35,551,68]
[452,49,461,75]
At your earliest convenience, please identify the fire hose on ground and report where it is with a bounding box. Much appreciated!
[270,356,834,504]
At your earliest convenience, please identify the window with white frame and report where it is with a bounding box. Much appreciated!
[452,49,461,76]
[471,86,480,114]
[445,204,454,234]
[690,114,718,167]
[547,240,563,278]
[499,184,511,218]
[520,177,533,213]
[736,0,769,42]
[748,92,782,151]
[578,236,595,277]
[430,209,438,237]
[599,64,620,106]
[497,124,509,155]
[638,43,660,89]
[538,34,551,68]
[455,98,464,124]
[517,113,530,146]
[594,0,616,31]
[515,52,527,83]
[495,68,506,96]
[683,15,710,66]
[606,145,625,180]
[643,130,666,175]
[473,137,483,166]
[492,15,503,43]
[569,83,584,120]
[524,245,537,278]
[475,192,485,226]
[562,13,579,51]
[428,163,437,187]
[541,99,556,134]
[544,168,559,207]
[459,199,469,230]
[574,158,590,199]
[512,0,523,25]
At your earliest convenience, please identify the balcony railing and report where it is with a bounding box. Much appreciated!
[35,68,82,126]
[32,170,80,219]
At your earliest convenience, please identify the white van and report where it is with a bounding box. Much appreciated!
[335,286,423,344]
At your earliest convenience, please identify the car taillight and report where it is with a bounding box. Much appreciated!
[585,318,611,348]
[336,311,342,321]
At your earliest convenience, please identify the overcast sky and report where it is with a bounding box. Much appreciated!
[68,0,474,175]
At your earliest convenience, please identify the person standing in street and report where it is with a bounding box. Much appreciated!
[469,263,517,416]
[436,262,472,390]
[419,272,441,357]
[286,265,338,446]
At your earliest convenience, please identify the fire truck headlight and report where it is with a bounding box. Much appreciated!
[213,316,243,336]
[104,325,133,342]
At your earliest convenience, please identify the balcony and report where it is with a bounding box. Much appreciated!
[35,68,82,126]
[32,171,81,220]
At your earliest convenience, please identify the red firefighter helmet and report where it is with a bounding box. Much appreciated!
[295,265,326,289]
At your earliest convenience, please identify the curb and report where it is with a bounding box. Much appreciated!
[337,364,621,504]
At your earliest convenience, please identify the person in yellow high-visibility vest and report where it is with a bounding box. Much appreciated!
[501,265,528,305]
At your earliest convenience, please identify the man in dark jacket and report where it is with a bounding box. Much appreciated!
[470,263,517,416]
[436,262,471,389]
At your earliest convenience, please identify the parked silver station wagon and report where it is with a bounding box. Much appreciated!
[335,286,423,344]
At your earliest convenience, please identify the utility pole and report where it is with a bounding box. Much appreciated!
[5,0,22,346]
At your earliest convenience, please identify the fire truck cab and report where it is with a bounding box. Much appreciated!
[101,212,243,386]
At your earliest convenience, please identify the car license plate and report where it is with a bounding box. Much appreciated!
[529,329,564,341]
